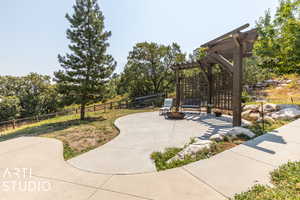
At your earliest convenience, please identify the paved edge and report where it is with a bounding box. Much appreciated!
[1,114,299,199]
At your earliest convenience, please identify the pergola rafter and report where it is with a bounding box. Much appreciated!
[171,24,258,126]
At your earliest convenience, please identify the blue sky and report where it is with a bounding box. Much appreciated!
[0,0,278,76]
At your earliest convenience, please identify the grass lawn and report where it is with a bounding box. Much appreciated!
[0,108,155,160]
[233,161,300,200]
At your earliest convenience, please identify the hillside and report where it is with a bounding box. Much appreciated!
[247,74,300,105]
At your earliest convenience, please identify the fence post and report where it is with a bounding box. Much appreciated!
[12,120,16,129]
[94,105,96,112]
[110,102,113,110]
[126,100,129,109]
[104,104,106,113]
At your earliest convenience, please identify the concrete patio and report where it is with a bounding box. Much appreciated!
[68,111,234,174]
[0,113,299,200]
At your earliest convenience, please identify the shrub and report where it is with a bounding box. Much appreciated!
[233,161,300,200]
[151,141,242,171]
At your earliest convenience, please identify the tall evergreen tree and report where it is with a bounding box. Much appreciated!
[54,0,116,120]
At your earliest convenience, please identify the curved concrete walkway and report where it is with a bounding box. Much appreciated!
[68,112,234,174]
[0,116,300,199]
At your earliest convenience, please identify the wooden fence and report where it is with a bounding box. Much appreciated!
[0,96,165,133]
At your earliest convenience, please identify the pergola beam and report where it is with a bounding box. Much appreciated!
[201,23,249,48]
[206,29,258,60]
[209,53,233,74]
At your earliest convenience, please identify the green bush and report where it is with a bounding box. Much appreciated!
[233,162,300,200]
[151,148,182,171]
[0,96,21,121]
[242,90,252,103]
[151,142,236,171]
[246,120,291,136]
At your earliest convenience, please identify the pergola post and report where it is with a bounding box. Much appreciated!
[207,64,213,114]
[175,69,181,112]
[232,34,243,127]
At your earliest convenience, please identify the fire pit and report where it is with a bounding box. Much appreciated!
[166,112,185,119]
[214,111,222,117]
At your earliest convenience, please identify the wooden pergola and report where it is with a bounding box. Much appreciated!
[171,24,258,127]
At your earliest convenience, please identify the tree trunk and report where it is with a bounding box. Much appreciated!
[80,103,86,120]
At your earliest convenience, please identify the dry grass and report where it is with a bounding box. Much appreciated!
[263,74,300,104]
[0,108,155,160]
[64,95,129,110]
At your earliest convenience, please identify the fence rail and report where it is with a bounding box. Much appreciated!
[0,95,166,133]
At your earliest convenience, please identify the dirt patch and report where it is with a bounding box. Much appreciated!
[218,142,238,150]
[45,125,118,152]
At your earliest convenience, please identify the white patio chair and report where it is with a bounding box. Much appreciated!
[159,98,173,115]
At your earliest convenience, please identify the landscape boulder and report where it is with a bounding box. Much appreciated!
[248,112,261,121]
[241,119,253,127]
[167,140,212,163]
[227,127,256,138]
[271,108,300,120]
[209,134,224,142]
[242,110,261,121]
[286,80,292,84]
[243,104,259,111]
[264,79,279,86]
[262,103,279,112]
[193,138,213,146]
[242,110,252,118]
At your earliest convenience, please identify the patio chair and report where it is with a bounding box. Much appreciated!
[159,98,173,115]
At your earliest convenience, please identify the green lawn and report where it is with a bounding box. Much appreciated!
[233,161,300,200]
[0,108,155,160]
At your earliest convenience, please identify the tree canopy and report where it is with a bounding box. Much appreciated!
[0,73,61,121]
[255,0,300,74]
[54,0,116,120]
[0,96,21,121]
[119,42,185,97]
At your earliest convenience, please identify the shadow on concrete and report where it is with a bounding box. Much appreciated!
[182,112,287,155]
[184,112,233,140]
[242,131,286,154]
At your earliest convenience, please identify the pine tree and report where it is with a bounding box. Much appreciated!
[54,0,116,120]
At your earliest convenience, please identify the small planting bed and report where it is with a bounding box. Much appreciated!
[151,137,246,171]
